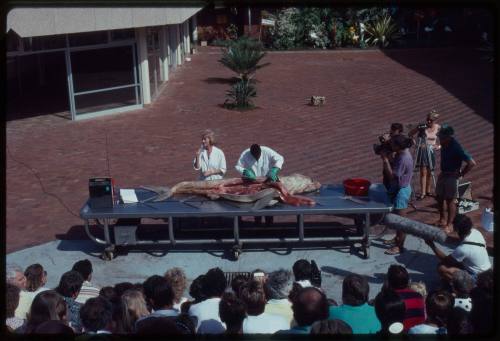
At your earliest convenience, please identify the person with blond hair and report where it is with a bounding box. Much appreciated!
[193,129,227,180]
[409,110,441,200]
[119,289,150,333]
[164,267,189,311]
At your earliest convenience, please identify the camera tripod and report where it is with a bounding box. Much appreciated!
[410,134,436,207]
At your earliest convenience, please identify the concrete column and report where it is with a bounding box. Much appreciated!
[185,21,191,55]
[176,24,182,66]
[159,26,169,81]
[191,14,198,44]
[136,27,151,104]
[168,25,177,69]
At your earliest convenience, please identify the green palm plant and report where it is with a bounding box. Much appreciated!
[219,36,269,109]
[219,36,270,81]
[224,78,257,109]
[364,14,401,48]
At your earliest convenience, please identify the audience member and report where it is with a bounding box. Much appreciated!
[188,268,227,333]
[219,292,247,334]
[451,270,474,312]
[72,259,100,304]
[276,287,329,334]
[409,281,428,300]
[140,275,178,319]
[164,267,188,311]
[408,290,453,334]
[34,320,75,335]
[425,214,491,282]
[251,268,268,285]
[469,269,493,334]
[447,306,473,335]
[329,274,381,333]
[80,296,114,334]
[7,263,30,320]
[99,286,117,303]
[231,274,249,297]
[181,274,206,314]
[113,282,134,300]
[23,290,67,334]
[6,282,25,332]
[240,279,288,333]
[264,269,294,326]
[55,270,84,332]
[310,319,353,335]
[117,289,149,333]
[386,264,425,331]
[16,264,50,319]
[135,316,182,335]
[292,259,313,288]
[374,288,406,336]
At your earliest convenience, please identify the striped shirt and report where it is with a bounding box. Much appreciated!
[395,288,426,331]
[75,281,100,304]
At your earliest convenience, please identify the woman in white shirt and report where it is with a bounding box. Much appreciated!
[193,129,226,181]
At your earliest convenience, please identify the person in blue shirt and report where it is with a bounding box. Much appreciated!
[328,274,381,334]
[434,124,476,234]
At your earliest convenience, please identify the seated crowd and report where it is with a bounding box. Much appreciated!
[5,217,493,336]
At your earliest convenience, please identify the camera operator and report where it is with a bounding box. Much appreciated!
[381,135,414,255]
[379,123,405,189]
[409,110,441,200]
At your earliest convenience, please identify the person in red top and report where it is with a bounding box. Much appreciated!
[385,265,426,331]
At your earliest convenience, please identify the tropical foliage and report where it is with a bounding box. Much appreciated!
[224,79,257,109]
[364,14,401,48]
[219,36,269,109]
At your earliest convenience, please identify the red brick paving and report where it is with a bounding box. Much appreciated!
[6,46,494,253]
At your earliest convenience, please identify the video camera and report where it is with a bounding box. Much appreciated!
[416,122,428,137]
[373,133,392,155]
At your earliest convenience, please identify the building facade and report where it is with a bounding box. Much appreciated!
[6,6,203,120]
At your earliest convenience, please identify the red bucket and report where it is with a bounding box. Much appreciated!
[343,178,371,196]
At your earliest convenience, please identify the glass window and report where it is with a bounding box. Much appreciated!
[69,31,108,47]
[29,35,67,51]
[111,29,135,41]
[74,86,138,115]
[70,45,136,93]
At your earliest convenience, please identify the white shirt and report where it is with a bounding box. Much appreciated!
[264,299,294,326]
[235,146,284,177]
[451,229,491,275]
[193,146,226,181]
[242,312,289,334]
[188,297,225,334]
[15,287,50,319]
[75,280,100,304]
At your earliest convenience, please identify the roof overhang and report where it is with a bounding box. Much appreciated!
[7,6,204,38]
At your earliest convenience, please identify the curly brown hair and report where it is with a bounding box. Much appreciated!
[164,267,187,304]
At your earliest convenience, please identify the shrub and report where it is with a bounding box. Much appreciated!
[269,7,301,49]
[224,79,257,109]
[364,14,401,48]
[219,36,269,81]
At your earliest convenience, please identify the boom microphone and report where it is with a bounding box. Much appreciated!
[383,213,447,243]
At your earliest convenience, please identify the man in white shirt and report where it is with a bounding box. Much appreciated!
[235,144,284,182]
[425,214,491,282]
[241,279,289,334]
[235,144,284,225]
[188,268,227,334]
[72,259,100,304]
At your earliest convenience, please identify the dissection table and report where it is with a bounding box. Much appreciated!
[80,184,392,260]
